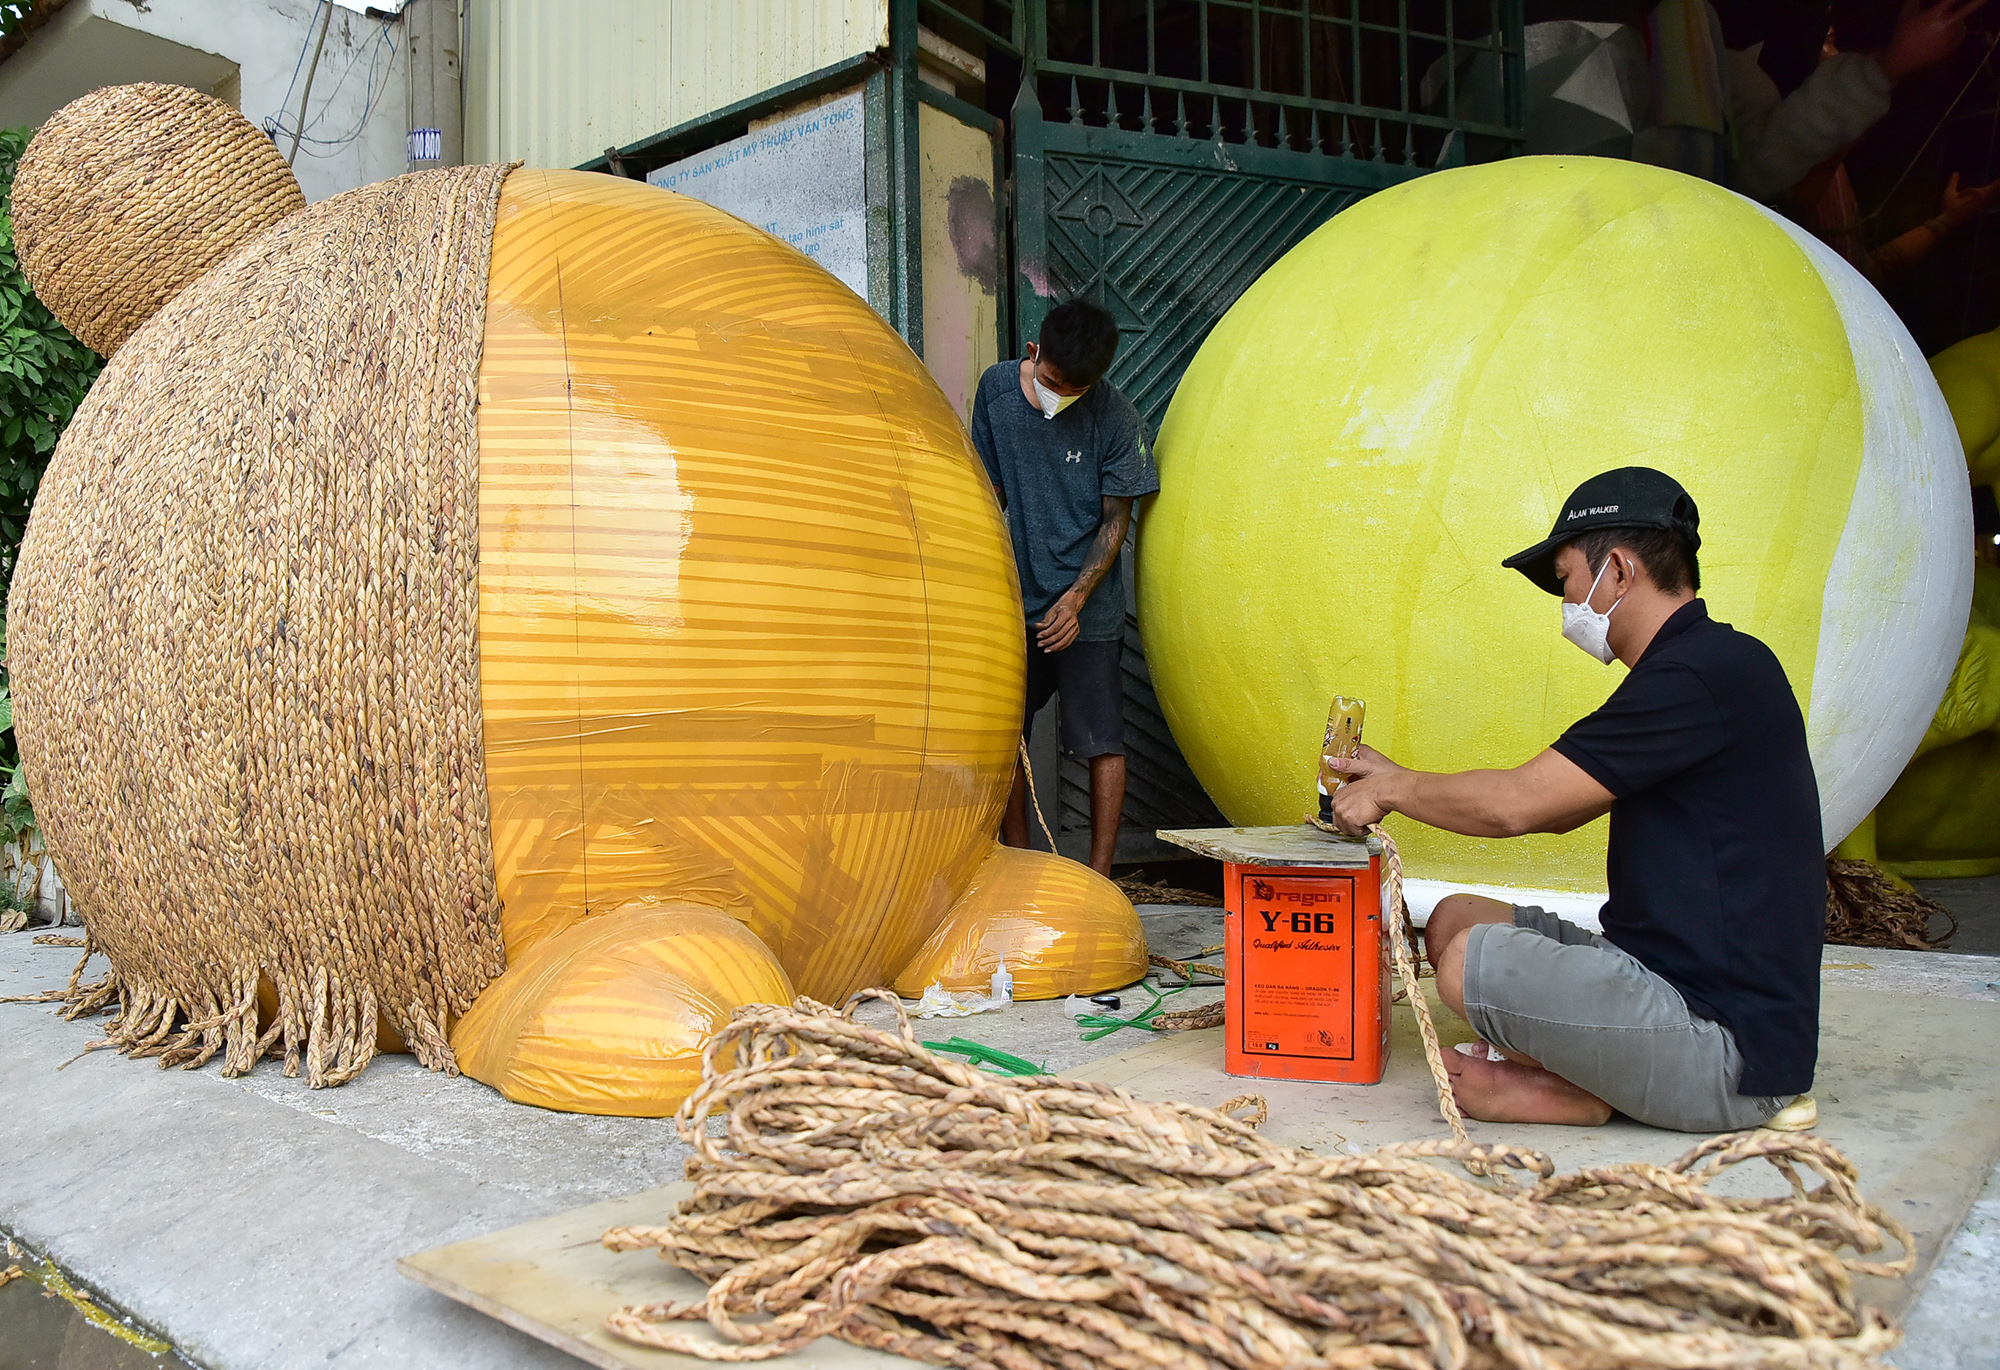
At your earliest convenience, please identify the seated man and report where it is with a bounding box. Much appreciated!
[1327,467,1823,1133]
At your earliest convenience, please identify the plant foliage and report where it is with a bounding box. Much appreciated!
[0,125,98,581]
[0,123,102,850]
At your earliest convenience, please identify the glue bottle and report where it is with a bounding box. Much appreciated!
[1315,696,1366,825]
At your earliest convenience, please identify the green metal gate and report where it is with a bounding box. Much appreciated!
[919,0,1525,861]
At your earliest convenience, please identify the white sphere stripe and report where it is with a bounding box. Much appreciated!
[1400,878,1608,930]
[1747,202,1974,851]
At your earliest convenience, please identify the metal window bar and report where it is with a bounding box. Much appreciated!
[915,0,1023,58]
[1401,1,1415,162]
[1501,0,1525,131]
[1026,0,1521,166]
[1350,3,1365,155]
[1035,64,1517,143]
[1300,2,1312,140]
[1251,0,1261,94]
[1442,0,1455,125]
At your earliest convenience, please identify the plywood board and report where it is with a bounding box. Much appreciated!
[1156,824,1377,867]
[399,1183,922,1369]
[404,980,1999,1362]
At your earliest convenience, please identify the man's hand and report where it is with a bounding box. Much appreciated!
[1881,0,1987,82]
[1325,744,1405,837]
[1938,171,2000,229]
[1324,745,1613,840]
[1036,497,1132,655]
[1035,591,1085,652]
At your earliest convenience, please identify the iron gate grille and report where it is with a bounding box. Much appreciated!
[916,0,1524,860]
[1016,0,1525,423]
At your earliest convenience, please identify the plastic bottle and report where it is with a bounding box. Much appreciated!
[1315,696,1366,825]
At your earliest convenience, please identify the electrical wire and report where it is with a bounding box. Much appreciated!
[285,1,333,164]
[262,0,323,142]
[267,21,395,152]
[291,15,399,151]
[297,49,399,156]
[1865,32,1999,225]
[261,5,400,160]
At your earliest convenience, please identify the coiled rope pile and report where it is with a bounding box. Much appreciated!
[602,826,1912,1368]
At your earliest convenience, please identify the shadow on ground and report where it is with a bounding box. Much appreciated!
[1913,875,2000,955]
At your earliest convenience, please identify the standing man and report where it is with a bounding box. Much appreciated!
[971,298,1159,875]
[1326,469,1824,1134]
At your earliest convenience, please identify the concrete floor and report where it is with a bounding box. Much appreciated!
[1916,873,2000,955]
[1,900,1997,1370]
[1888,874,2000,1368]
[1,1238,196,1370]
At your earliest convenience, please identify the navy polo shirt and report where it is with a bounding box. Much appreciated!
[1552,600,1824,1098]
[969,362,1158,641]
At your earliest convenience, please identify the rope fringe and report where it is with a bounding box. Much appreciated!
[9,162,514,1089]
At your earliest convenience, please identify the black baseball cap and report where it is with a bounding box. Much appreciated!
[1502,467,1702,596]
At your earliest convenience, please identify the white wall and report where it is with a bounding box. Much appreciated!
[465,0,887,170]
[0,0,410,204]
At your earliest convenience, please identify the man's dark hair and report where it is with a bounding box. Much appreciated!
[1037,298,1120,387]
[1572,526,1701,595]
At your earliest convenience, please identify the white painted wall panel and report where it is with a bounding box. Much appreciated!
[0,0,410,204]
[465,0,888,170]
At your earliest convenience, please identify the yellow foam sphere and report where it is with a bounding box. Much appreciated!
[471,170,1027,995]
[456,171,1142,1106]
[1141,158,1971,897]
[10,120,1143,1118]
[450,905,794,1116]
[892,845,1148,999]
[1931,326,2000,488]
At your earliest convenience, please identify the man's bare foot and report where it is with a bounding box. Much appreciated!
[1443,1047,1612,1126]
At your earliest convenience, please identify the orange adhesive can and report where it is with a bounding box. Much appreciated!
[1223,851,1390,1084]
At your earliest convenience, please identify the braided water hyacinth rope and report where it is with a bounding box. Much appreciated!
[9,163,512,1085]
[13,83,306,357]
[605,829,1912,1369]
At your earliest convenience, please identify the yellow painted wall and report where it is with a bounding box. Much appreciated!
[464,0,888,170]
[918,102,1001,425]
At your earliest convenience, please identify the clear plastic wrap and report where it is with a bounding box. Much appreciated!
[451,903,793,1116]
[471,169,1023,991]
[892,844,1146,1001]
[454,169,1031,1113]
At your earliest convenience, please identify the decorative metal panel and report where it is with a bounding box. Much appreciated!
[1028,124,1385,430]
[1011,2,1525,862]
[1023,114,1414,859]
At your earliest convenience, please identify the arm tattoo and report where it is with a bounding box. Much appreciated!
[1070,496,1132,602]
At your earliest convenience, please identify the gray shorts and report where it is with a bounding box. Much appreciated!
[1461,907,1787,1133]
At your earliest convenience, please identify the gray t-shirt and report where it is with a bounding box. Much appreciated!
[969,360,1159,642]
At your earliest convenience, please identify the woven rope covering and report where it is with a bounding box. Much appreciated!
[13,83,306,358]
[607,1001,1911,1367]
[9,163,513,1086]
[602,829,1912,1367]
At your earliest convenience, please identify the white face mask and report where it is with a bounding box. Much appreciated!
[1033,373,1082,420]
[1561,557,1626,664]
